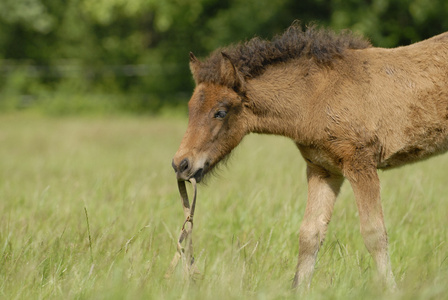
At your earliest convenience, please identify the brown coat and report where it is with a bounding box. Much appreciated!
[172,23,448,288]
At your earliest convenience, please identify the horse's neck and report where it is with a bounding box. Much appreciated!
[245,61,333,142]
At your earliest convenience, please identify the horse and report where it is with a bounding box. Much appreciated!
[171,23,448,288]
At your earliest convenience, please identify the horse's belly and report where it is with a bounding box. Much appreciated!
[378,136,448,169]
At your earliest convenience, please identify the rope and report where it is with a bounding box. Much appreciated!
[165,178,198,279]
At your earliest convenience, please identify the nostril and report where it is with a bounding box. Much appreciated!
[179,158,190,173]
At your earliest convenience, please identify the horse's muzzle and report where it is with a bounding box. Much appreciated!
[172,158,190,181]
[172,158,207,183]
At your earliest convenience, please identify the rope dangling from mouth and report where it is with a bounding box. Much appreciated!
[165,178,198,279]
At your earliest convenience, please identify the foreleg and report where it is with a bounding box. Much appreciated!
[292,163,344,288]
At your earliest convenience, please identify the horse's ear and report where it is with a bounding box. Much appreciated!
[189,52,201,83]
[220,52,245,93]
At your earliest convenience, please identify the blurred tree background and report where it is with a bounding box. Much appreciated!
[1,0,447,114]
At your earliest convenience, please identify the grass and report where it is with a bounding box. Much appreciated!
[0,112,447,299]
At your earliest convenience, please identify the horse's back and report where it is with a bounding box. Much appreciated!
[375,34,448,168]
[335,32,448,169]
[414,31,448,45]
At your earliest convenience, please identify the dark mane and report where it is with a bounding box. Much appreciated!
[194,23,371,85]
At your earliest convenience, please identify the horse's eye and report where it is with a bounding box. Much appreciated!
[214,110,227,119]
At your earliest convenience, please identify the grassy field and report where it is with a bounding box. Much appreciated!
[0,113,447,299]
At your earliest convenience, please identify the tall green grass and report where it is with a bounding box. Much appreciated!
[0,113,447,299]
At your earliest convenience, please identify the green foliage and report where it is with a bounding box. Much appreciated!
[0,0,55,33]
[0,0,448,113]
[330,0,448,46]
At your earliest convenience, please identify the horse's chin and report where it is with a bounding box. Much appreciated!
[192,168,205,183]
[188,156,229,184]
[192,161,211,183]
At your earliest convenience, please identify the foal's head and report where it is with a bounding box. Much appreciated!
[172,52,249,182]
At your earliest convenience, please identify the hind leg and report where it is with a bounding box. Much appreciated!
[292,163,344,288]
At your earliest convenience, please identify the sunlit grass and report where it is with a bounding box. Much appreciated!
[0,113,447,299]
